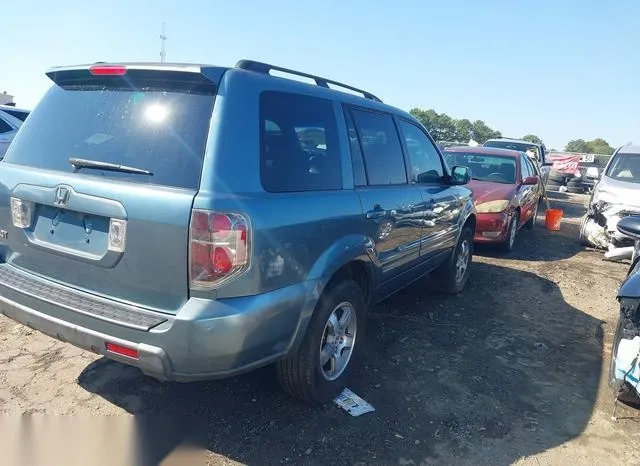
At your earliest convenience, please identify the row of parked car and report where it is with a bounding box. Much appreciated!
[0,60,546,403]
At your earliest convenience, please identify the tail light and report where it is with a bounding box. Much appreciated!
[10,197,35,229]
[189,210,250,289]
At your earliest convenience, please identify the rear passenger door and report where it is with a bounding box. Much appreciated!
[344,106,426,294]
[397,119,461,261]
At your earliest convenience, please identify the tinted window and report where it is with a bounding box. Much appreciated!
[351,109,406,185]
[4,85,215,190]
[0,118,12,134]
[445,151,517,184]
[260,92,342,192]
[343,109,367,187]
[399,120,444,184]
[4,109,29,122]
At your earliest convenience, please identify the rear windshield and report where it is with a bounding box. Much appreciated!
[4,84,215,190]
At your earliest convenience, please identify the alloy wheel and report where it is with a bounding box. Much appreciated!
[319,301,358,381]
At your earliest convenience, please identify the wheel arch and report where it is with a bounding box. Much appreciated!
[288,236,376,354]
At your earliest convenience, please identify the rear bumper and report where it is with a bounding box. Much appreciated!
[474,212,510,243]
[0,264,320,382]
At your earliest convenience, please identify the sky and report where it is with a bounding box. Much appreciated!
[4,0,640,151]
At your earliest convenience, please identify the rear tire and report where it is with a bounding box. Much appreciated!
[434,224,473,295]
[276,279,366,404]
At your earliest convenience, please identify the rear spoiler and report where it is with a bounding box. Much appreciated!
[45,63,227,94]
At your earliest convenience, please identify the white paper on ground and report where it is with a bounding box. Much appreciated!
[334,388,375,416]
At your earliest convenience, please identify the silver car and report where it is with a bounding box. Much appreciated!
[580,145,640,260]
[0,105,29,159]
[591,145,640,207]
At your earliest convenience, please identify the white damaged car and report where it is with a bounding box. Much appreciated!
[580,145,640,262]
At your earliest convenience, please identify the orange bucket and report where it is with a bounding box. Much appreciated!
[545,209,563,231]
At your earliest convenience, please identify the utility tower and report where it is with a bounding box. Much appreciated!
[160,22,167,63]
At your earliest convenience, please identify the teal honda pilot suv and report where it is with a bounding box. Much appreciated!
[0,59,475,403]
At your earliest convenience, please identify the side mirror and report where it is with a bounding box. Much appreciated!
[451,165,470,185]
[522,176,539,186]
[617,215,640,240]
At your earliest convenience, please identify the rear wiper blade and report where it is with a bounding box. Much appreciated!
[69,157,153,175]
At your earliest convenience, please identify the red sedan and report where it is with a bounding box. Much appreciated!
[443,146,542,252]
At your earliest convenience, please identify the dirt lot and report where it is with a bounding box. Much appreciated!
[2,192,640,465]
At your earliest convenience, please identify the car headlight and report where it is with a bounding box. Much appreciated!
[475,200,510,213]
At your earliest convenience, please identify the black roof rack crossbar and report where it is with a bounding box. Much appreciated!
[235,59,382,103]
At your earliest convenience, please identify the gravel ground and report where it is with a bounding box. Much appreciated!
[1,192,640,465]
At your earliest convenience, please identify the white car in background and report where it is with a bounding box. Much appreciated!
[0,105,30,160]
[590,145,640,207]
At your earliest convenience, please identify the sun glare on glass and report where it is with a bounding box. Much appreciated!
[144,104,169,123]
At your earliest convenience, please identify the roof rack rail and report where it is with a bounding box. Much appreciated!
[235,59,382,103]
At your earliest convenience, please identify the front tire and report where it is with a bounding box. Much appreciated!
[501,212,519,253]
[276,280,366,404]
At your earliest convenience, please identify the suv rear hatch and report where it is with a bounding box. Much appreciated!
[0,63,224,314]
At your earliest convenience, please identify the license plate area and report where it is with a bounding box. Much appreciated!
[29,205,109,258]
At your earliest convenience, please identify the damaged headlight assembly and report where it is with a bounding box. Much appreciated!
[580,202,640,262]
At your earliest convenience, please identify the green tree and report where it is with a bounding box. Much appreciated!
[454,119,473,142]
[522,134,543,145]
[470,120,501,144]
[410,108,501,144]
[586,138,614,155]
[565,138,615,155]
[565,139,590,153]
[410,108,457,142]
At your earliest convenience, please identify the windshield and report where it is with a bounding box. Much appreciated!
[4,84,215,190]
[444,151,517,184]
[605,152,640,184]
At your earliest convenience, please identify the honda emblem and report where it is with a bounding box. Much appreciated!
[54,187,70,207]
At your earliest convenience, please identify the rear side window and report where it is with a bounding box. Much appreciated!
[351,109,407,185]
[4,85,215,190]
[260,91,342,192]
[0,117,12,134]
[3,109,29,121]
